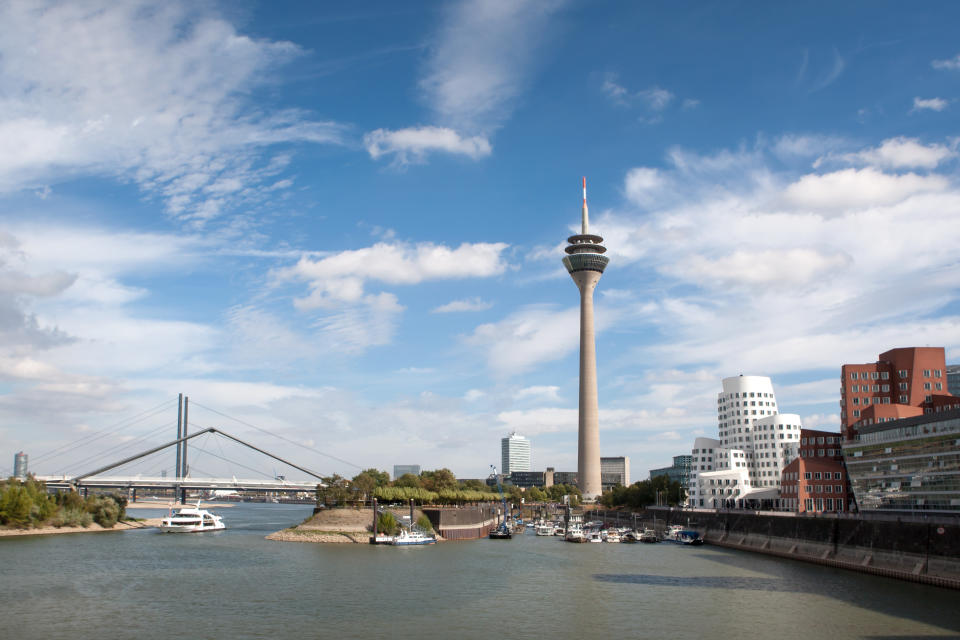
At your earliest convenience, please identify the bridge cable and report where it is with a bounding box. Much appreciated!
[189,401,362,470]
[57,421,175,476]
[33,398,178,467]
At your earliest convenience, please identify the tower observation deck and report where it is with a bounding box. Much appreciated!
[563,177,608,501]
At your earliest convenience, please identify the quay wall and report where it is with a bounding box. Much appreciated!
[422,505,499,541]
[589,508,960,589]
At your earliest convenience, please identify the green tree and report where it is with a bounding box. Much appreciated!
[376,511,399,535]
[526,486,547,502]
[415,513,434,533]
[394,473,422,489]
[350,472,377,500]
[421,468,457,492]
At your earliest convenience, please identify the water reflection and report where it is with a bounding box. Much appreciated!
[594,573,792,591]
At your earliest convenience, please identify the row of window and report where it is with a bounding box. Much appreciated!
[800,449,838,457]
[849,371,889,380]
[801,436,839,445]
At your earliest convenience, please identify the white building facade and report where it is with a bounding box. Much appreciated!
[688,375,802,508]
[501,432,531,474]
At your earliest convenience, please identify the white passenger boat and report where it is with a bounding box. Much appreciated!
[604,529,621,543]
[564,526,586,543]
[391,528,437,546]
[536,523,554,536]
[158,502,225,533]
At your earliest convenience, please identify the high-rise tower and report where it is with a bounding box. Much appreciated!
[562,177,609,501]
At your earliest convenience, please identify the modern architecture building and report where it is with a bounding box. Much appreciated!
[840,347,955,440]
[842,408,960,513]
[506,471,546,489]
[501,433,531,474]
[688,375,802,509]
[392,464,420,480]
[649,454,692,487]
[13,451,28,479]
[780,429,852,513]
[545,468,578,487]
[600,456,630,491]
[562,178,609,501]
[947,364,960,396]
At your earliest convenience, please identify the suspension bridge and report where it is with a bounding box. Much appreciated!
[26,394,360,502]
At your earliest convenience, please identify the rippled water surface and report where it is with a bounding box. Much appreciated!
[1,503,958,640]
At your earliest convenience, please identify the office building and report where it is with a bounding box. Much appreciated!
[688,375,802,509]
[649,454,692,487]
[947,364,960,396]
[843,408,960,513]
[501,433,531,474]
[507,471,546,489]
[600,456,630,491]
[562,178,610,501]
[392,464,420,480]
[13,451,27,479]
[780,429,852,513]
[841,347,955,439]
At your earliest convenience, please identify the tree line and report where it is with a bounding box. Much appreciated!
[599,474,687,509]
[317,467,583,507]
[0,476,129,529]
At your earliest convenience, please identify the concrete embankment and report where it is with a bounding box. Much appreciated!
[655,509,960,589]
[267,504,500,543]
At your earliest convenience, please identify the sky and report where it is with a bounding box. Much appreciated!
[1,0,959,484]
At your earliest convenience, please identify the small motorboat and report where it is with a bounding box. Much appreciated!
[158,502,225,533]
[639,528,659,543]
[391,528,437,546]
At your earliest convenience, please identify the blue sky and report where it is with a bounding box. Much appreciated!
[1,0,959,483]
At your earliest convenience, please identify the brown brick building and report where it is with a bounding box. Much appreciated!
[840,347,957,440]
[780,429,852,513]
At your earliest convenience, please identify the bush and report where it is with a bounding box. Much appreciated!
[416,513,434,533]
[50,507,93,528]
[85,495,121,528]
[376,511,399,535]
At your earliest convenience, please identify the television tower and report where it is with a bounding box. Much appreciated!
[562,177,609,501]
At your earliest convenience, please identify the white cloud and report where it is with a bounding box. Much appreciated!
[364,126,491,164]
[637,86,674,111]
[669,248,851,287]
[912,97,949,112]
[601,73,629,105]
[280,241,509,309]
[931,53,960,70]
[624,167,668,207]
[418,0,566,134]
[0,1,344,225]
[816,137,956,170]
[782,167,948,211]
[513,385,561,402]
[432,297,494,313]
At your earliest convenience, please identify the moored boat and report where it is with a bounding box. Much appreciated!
[675,530,704,545]
[639,528,659,543]
[391,528,437,546]
[158,502,225,533]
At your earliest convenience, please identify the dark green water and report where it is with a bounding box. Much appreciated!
[2,503,958,639]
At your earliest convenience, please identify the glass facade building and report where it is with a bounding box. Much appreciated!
[842,408,960,513]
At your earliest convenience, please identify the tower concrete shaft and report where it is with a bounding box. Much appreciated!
[573,269,602,500]
[562,177,609,502]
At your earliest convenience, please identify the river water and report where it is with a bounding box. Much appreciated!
[1,503,957,640]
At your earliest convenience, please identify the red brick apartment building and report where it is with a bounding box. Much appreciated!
[780,429,852,513]
[840,347,958,440]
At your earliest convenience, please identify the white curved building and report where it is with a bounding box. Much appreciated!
[688,375,802,508]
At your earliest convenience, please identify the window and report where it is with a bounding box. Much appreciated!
[925,395,932,403]
[872,385,880,392]
[899,369,908,378]
[804,472,811,479]
[872,372,879,380]
[835,485,842,493]
[863,397,870,406]
[837,499,843,511]
[834,472,842,479]
[826,498,834,510]
[936,382,943,391]
[899,382,908,391]
[882,385,890,392]
[923,382,931,390]
[805,499,814,510]
[881,372,889,380]
[923,369,931,377]
[935,369,942,377]
[850,372,858,380]
[899,395,908,404]
[814,472,821,479]
[853,397,859,405]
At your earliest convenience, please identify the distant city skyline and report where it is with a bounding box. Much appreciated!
[1,1,959,482]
